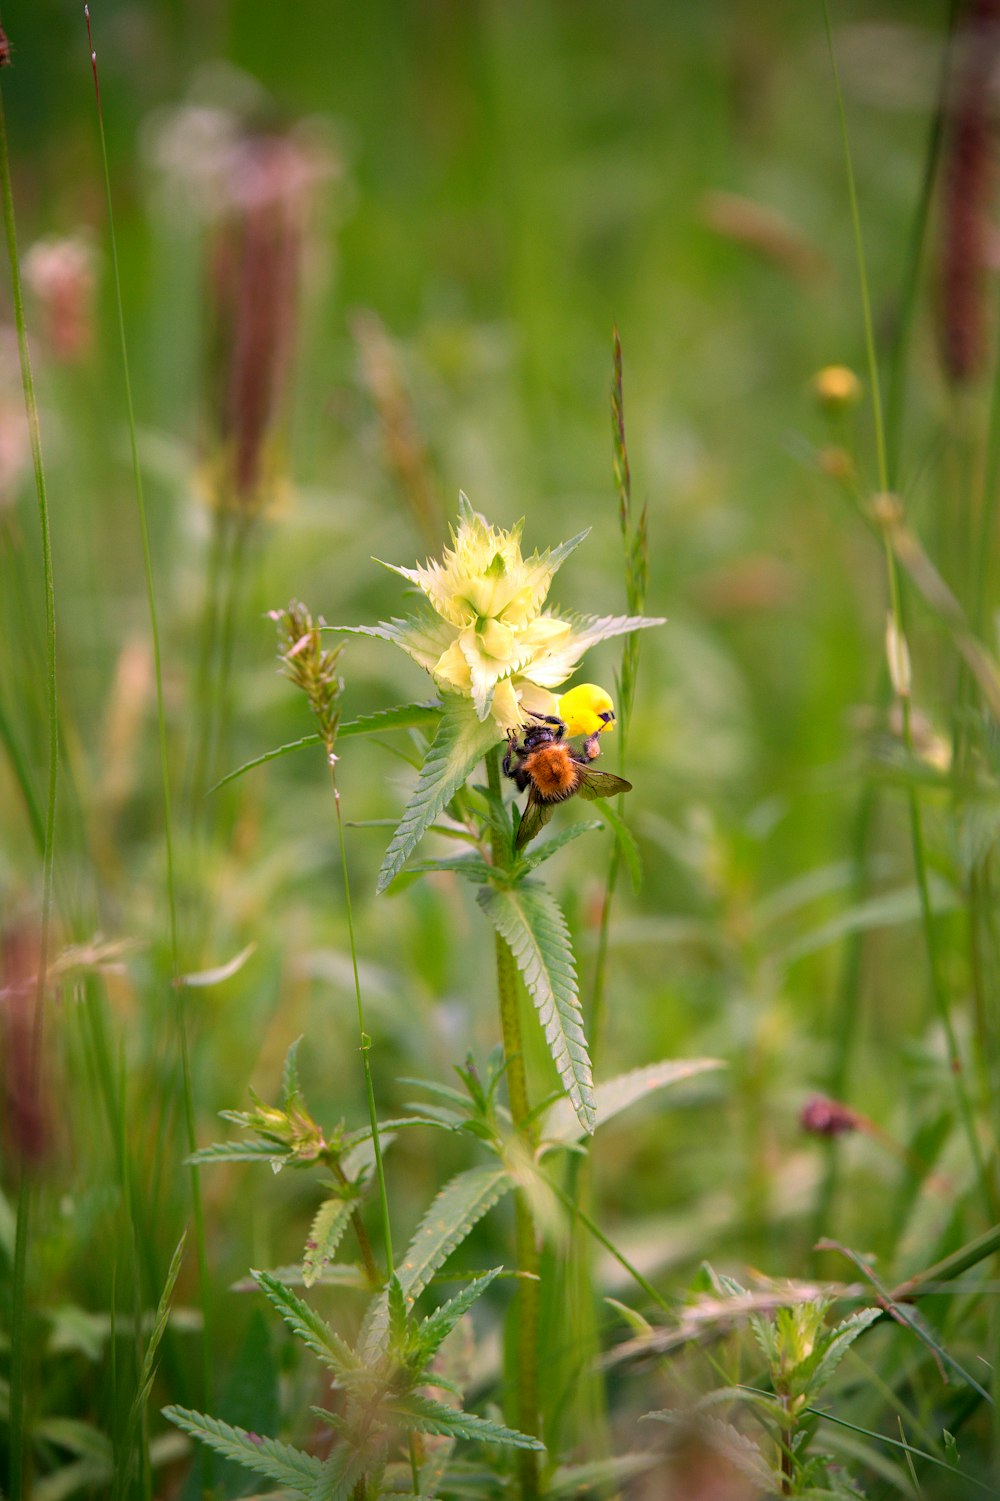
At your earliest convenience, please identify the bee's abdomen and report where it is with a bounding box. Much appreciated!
[526,745,580,801]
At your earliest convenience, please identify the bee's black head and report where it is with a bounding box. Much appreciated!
[521,723,560,751]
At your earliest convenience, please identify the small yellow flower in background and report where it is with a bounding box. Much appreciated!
[368,493,663,733]
[812,364,862,411]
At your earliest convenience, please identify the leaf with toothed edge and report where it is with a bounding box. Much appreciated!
[360,1164,513,1357]
[210,702,443,792]
[477,879,595,1134]
[162,1407,321,1494]
[302,1196,353,1288]
[387,1392,545,1450]
[376,694,502,892]
[539,1057,726,1149]
[251,1271,358,1374]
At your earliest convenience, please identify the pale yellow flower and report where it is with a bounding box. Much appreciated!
[356,493,664,733]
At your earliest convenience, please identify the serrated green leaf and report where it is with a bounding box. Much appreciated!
[477,881,594,1133]
[388,1274,409,1351]
[387,1393,544,1451]
[559,612,666,661]
[282,1038,304,1107]
[540,1057,725,1148]
[210,701,443,792]
[188,1141,286,1167]
[231,1264,368,1294]
[302,1198,353,1288]
[251,1272,357,1374]
[793,1307,881,1399]
[162,1407,321,1494]
[361,1165,513,1356]
[414,1268,502,1362]
[407,855,495,883]
[377,695,502,892]
[513,819,603,873]
[311,1440,370,1501]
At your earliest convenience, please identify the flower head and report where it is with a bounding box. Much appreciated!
[368,494,663,733]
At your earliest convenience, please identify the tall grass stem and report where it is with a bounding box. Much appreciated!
[823,0,994,1226]
[328,759,394,1281]
[83,2,213,1413]
[0,70,60,1501]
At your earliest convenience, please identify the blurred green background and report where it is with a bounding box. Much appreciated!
[4,0,996,1495]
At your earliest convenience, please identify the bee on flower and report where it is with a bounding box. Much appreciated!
[345,496,663,884]
[358,493,662,735]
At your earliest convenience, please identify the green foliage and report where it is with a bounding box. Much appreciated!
[162,1408,322,1494]
[478,880,595,1133]
[166,1232,536,1499]
[360,1165,514,1357]
[646,1297,875,1493]
[211,701,443,792]
[302,1196,354,1288]
[10,7,1000,1499]
[374,694,502,892]
[538,1057,725,1149]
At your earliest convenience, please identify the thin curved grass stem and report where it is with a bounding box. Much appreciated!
[0,76,59,1501]
[329,758,394,1282]
[824,0,994,1225]
[84,7,213,1420]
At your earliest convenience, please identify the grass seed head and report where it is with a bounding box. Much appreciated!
[271,600,345,747]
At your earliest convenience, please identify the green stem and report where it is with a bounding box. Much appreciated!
[0,73,59,1501]
[824,0,993,1226]
[883,1,957,487]
[85,7,212,1422]
[541,1168,670,1315]
[588,841,621,1071]
[207,513,251,798]
[487,748,540,1501]
[813,1,956,1258]
[0,691,45,853]
[186,508,229,823]
[328,1156,380,1286]
[329,756,393,1282]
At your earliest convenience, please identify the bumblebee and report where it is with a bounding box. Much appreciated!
[503,698,631,851]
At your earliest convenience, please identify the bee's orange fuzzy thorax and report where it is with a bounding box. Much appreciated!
[523,743,581,800]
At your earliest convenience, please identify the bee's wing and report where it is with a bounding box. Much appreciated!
[576,768,632,801]
[515,789,556,851]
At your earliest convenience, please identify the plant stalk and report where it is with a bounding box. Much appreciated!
[487,747,540,1501]
[328,754,394,1282]
[0,68,60,1501]
[824,0,994,1226]
[84,7,214,1435]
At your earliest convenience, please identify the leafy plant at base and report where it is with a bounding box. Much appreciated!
[642,1269,889,1499]
[165,1239,541,1500]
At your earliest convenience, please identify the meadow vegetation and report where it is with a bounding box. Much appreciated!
[2,3,1000,1498]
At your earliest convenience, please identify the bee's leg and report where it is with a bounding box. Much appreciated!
[528,712,567,740]
[583,731,601,761]
[502,734,519,780]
